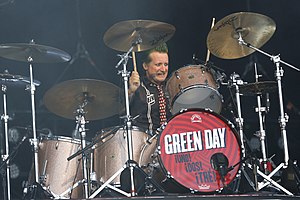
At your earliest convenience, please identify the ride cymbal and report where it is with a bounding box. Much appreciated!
[103,20,175,52]
[43,79,123,120]
[207,12,276,59]
[0,42,71,63]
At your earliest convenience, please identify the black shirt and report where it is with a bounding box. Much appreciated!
[129,76,171,135]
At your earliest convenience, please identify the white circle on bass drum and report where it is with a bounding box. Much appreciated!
[157,108,241,193]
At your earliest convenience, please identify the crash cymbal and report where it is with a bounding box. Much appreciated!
[207,12,276,59]
[103,20,175,52]
[0,72,41,87]
[239,81,277,95]
[0,42,71,63]
[43,79,123,120]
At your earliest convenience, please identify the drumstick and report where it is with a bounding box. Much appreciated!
[132,51,137,72]
[205,17,216,64]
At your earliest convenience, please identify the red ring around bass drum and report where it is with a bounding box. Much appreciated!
[157,108,241,192]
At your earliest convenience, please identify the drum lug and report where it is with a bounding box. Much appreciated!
[156,146,161,155]
[190,189,196,194]
[166,171,173,179]
[178,84,183,92]
[55,142,59,149]
[175,70,180,79]
[39,174,47,185]
[90,171,97,182]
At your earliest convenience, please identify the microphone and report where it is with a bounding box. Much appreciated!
[211,153,229,184]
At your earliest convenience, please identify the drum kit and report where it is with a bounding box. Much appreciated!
[0,11,299,200]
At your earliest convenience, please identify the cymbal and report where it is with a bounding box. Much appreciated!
[103,20,175,52]
[207,12,276,59]
[0,43,71,63]
[0,72,41,87]
[239,81,277,95]
[43,79,123,120]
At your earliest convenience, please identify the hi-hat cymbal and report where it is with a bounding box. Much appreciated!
[0,72,41,87]
[103,20,175,52]
[43,79,123,120]
[207,12,276,59]
[0,42,71,63]
[239,81,277,95]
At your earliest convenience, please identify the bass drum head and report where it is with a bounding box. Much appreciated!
[158,109,241,193]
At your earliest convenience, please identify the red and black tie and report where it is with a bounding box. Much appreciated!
[157,85,167,125]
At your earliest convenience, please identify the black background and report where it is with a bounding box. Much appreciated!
[0,0,299,198]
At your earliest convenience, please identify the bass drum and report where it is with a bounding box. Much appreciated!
[141,109,241,193]
[28,136,83,199]
[166,65,223,115]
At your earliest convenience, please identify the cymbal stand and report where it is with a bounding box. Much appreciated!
[89,42,139,198]
[27,56,39,184]
[230,73,247,158]
[228,73,261,192]
[237,34,299,195]
[22,54,48,198]
[1,84,11,200]
[75,102,90,198]
[115,44,137,196]
[253,64,269,174]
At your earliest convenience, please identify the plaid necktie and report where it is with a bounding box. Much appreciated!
[157,85,167,125]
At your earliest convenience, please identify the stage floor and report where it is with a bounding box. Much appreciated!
[22,187,300,200]
[43,193,300,200]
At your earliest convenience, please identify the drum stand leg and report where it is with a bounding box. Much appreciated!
[56,179,85,198]
[89,159,164,198]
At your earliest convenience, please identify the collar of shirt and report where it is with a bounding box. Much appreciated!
[141,76,167,88]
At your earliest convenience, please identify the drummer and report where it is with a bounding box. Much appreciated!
[128,42,172,136]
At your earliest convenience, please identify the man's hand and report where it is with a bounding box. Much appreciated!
[129,71,140,95]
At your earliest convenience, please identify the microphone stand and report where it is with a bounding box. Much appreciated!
[67,127,119,161]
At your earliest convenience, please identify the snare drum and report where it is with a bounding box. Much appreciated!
[29,136,83,198]
[166,65,223,114]
[142,109,241,193]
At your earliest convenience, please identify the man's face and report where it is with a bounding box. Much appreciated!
[143,51,169,85]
